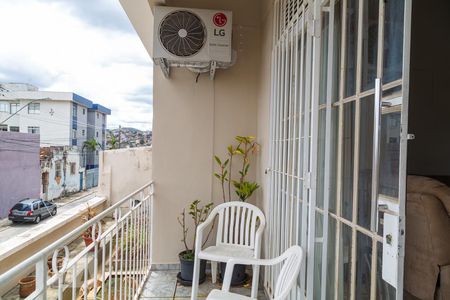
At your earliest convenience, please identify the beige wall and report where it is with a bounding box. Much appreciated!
[99,147,153,205]
[152,0,264,263]
[256,0,275,258]
[121,0,276,264]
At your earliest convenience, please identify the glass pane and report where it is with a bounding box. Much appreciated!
[379,111,400,197]
[342,102,355,220]
[383,0,405,84]
[319,13,330,105]
[357,96,374,229]
[383,85,402,99]
[377,242,396,298]
[332,0,342,102]
[355,232,372,300]
[361,0,379,91]
[329,106,339,214]
[313,212,324,299]
[344,0,359,97]
[317,109,326,209]
[326,217,337,299]
[338,224,352,299]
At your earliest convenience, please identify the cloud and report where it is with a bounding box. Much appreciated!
[37,0,134,33]
[0,65,58,88]
[0,0,153,130]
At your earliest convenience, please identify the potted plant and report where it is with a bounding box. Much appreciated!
[214,136,260,203]
[81,204,102,251]
[177,200,214,285]
[19,276,36,298]
[214,135,259,285]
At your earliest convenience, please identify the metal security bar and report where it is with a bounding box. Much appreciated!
[266,1,312,299]
[0,181,154,300]
[267,0,409,299]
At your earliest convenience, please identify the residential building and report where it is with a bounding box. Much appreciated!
[0,83,111,148]
[40,146,83,201]
[2,1,450,300]
[0,131,40,218]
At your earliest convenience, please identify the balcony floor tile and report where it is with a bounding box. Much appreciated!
[139,270,268,300]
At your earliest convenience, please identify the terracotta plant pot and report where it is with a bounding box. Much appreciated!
[82,235,97,252]
[19,276,36,298]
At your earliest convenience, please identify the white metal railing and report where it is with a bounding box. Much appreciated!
[0,181,154,300]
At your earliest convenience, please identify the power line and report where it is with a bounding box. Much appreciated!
[0,98,51,124]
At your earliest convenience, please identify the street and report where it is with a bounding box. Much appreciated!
[0,189,97,244]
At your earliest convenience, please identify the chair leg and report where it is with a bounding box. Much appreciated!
[251,264,260,298]
[211,261,218,284]
[191,256,200,300]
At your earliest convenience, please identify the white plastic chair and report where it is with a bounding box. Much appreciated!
[206,245,304,300]
[191,201,266,300]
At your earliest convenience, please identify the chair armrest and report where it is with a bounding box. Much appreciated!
[194,211,217,253]
[222,254,290,291]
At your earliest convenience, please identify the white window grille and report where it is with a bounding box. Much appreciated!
[267,0,410,299]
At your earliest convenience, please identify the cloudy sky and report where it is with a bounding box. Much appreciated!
[0,0,153,130]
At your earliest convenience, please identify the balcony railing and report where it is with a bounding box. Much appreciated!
[0,181,154,300]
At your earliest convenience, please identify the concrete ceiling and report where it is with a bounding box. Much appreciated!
[119,0,166,59]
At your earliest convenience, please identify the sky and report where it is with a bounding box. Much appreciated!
[0,0,153,130]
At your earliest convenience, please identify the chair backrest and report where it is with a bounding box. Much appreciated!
[274,246,304,300]
[213,201,265,250]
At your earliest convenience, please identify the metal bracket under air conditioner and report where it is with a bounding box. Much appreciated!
[156,59,229,80]
[209,61,217,80]
[155,58,170,78]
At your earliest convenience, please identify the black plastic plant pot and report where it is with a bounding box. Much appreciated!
[219,262,248,286]
[178,251,206,286]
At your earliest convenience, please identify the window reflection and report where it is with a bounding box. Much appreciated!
[361,0,379,91]
[342,102,355,220]
[379,111,400,198]
[383,0,405,84]
[338,224,352,299]
[344,0,359,97]
[356,232,372,300]
[358,96,374,229]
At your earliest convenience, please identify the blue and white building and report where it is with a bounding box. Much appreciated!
[0,83,111,148]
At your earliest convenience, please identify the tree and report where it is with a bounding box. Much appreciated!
[110,135,118,149]
[83,138,101,152]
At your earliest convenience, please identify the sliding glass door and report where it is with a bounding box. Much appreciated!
[267,0,411,299]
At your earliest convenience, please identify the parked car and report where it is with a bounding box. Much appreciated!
[8,198,57,224]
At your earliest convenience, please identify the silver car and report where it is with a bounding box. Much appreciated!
[8,198,57,224]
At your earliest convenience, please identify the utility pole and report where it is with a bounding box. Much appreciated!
[118,125,121,149]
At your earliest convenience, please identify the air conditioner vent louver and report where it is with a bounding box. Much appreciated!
[159,10,206,57]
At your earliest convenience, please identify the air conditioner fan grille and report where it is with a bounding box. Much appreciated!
[159,10,206,57]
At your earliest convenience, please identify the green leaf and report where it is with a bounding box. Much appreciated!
[214,155,222,165]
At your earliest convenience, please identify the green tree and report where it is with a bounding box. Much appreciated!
[83,138,101,152]
[110,135,118,149]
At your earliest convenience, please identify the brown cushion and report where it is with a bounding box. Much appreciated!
[405,176,450,299]
[408,175,450,214]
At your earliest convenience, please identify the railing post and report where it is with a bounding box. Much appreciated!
[35,257,47,300]
[0,181,153,300]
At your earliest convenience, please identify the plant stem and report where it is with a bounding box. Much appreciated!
[228,154,233,202]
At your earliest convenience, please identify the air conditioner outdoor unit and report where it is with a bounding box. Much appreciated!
[153,6,233,79]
